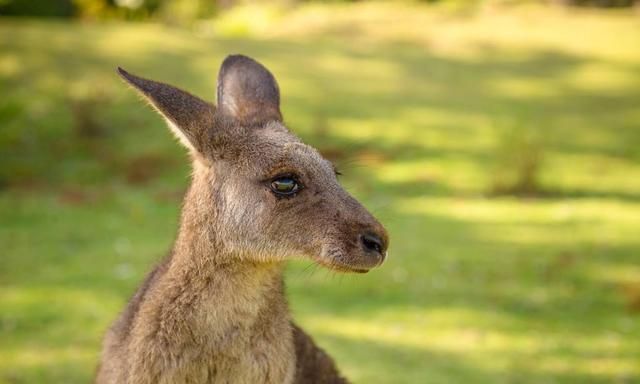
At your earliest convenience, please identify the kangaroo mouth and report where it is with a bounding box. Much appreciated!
[314,258,370,274]
[315,246,384,273]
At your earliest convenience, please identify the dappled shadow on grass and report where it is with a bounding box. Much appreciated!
[527,188,640,203]
[310,331,639,384]
[315,332,498,383]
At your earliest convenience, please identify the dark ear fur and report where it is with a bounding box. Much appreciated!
[117,67,215,153]
[217,55,282,125]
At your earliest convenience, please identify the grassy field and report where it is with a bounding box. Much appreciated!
[1,2,640,383]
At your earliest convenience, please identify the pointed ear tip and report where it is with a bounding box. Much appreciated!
[116,67,144,90]
[116,66,132,81]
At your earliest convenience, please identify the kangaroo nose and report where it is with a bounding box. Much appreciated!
[361,232,385,256]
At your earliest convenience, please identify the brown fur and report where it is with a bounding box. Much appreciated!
[96,55,388,384]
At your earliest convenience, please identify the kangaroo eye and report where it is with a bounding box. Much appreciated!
[270,176,301,196]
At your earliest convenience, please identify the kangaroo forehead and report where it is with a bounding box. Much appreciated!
[245,123,333,174]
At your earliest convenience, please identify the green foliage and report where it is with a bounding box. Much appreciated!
[490,121,545,196]
[1,1,638,20]
[553,0,637,6]
[0,0,74,17]
[157,0,218,25]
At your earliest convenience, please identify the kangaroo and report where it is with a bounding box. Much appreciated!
[96,55,388,384]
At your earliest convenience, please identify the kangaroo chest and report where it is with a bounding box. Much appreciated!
[187,295,295,384]
[134,265,296,384]
[155,320,296,384]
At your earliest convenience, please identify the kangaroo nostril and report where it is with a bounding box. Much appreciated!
[361,233,384,255]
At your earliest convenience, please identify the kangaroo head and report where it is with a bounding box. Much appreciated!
[118,55,388,272]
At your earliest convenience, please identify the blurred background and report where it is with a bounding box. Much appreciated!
[1,0,639,382]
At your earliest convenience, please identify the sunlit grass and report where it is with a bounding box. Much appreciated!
[1,2,640,383]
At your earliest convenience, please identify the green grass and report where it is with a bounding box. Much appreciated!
[1,2,640,383]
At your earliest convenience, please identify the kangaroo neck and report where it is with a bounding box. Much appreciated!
[160,174,290,339]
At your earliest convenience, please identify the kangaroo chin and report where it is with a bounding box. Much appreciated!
[96,54,388,384]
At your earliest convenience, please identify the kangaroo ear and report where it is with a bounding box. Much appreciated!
[117,67,214,154]
[216,55,282,125]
